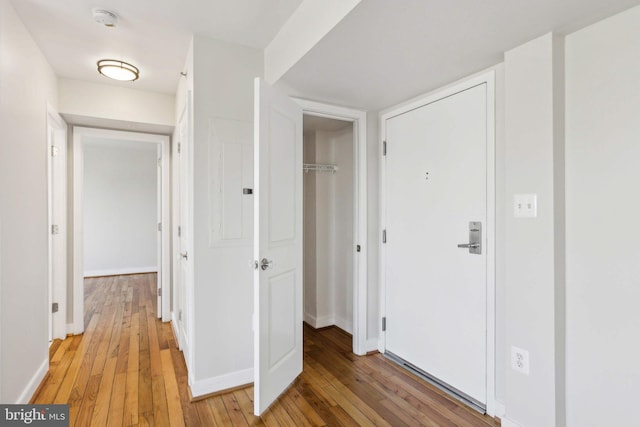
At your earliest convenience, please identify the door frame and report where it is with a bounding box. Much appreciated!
[295,99,369,356]
[47,105,68,340]
[71,127,171,334]
[379,70,496,415]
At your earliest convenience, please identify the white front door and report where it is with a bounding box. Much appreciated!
[384,83,488,408]
[253,78,303,416]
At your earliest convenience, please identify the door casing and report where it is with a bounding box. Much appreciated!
[295,99,369,355]
[71,127,171,333]
[379,70,496,416]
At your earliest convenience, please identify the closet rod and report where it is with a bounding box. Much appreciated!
[303,163,338,174]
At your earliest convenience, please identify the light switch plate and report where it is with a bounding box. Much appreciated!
[514,194,537,218]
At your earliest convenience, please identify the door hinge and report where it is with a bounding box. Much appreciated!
[158,222,162,232]
[177,142,181,154]
[383,140,387,156]
[382,229,387,244]
[51,224,59,235]
[356,244,361,253]
[157,157,162,167]
[51,145,59,157]
[382,317,386,332]
[158,288,162,297]
[178,226,182,237]
[52,302,59,313]
[178,310,182,321]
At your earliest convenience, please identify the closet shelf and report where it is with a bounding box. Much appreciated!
[303,163,338,174]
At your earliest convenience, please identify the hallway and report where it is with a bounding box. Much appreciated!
[32,274,498,426]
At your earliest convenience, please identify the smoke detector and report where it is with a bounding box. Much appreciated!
[92,9,118,28]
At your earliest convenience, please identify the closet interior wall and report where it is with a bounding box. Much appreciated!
[303,120,354,333]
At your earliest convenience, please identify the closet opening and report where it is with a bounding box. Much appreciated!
[302,114,356,343]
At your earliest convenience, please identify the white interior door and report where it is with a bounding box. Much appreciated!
[176,107,190,350]
[253,78,303,416]
[156,144,162,318]
[384,83,488,408]
[48,117,67,341]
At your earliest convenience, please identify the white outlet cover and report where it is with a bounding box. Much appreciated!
[514,193,537,218]
[511,346,530,375]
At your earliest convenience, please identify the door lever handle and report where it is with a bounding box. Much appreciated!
[457,243,480,249]
[459,221,482,254]
[180,252,188,260]
[260,258,273,271]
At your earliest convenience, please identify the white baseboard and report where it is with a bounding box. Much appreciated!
[84,266,158,277]
[170,314,184,350]
[303,312,315,326]
[334,315,353,335]
[304,312,335,329]
[16,358,48,404]
[189,368,254,398]
[501,416,523,427]
[494,400,506,419]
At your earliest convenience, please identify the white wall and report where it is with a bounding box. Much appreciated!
[330,128,354,331]
[494,63,507,410]
[504,33,566,427]
[366,111,380,347]
[314,131,334,323]
[565,6,640,427]
[303,132,318,322]
[59,78,175,128]
[186,35,262,395]
[83,139,158,276]
[303,127,354,333]
[0,0,58,403]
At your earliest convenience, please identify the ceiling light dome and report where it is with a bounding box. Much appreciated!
[97,59,139,81]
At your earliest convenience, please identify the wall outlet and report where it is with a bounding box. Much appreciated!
[511,346,530,375]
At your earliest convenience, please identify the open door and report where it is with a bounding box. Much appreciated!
[253,78,303,415]
[156,144,162,318]
[47,109,67,341]
[176,100,191,352]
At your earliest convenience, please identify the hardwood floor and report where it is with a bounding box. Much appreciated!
[33,274,499,426]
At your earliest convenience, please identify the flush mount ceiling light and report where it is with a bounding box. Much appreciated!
[97,59,139,81]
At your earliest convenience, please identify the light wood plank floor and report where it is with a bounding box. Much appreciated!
[33,274,499,426]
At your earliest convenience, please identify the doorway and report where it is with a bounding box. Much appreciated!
[252,81,369,414]
[71,128,171,334]
[302,115,355,337]
[297,99,369,357]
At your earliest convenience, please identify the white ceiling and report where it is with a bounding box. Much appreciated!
[10,0,303,94]
[281,0,640,110]
[10,0,639,108]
